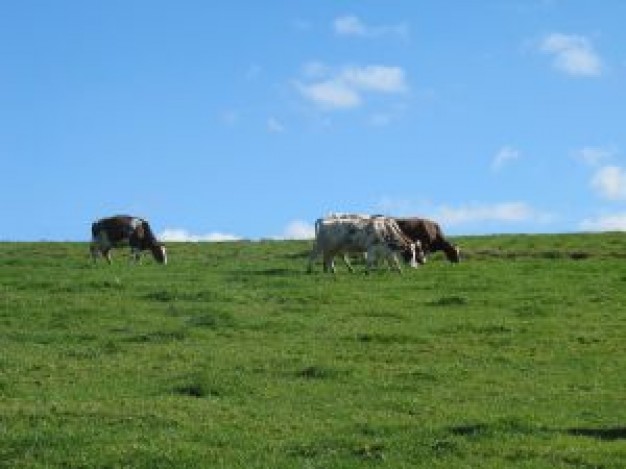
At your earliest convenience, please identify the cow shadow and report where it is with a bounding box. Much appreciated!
[446,421,626,443]
[566,427,626,441]
[254,267,295,276]
[229,267,297,277]
[283,249,311,260]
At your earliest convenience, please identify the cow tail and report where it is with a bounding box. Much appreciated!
[91,222,100,240]
[314,218,322,237]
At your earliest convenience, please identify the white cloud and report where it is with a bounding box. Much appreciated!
[374,198,552,229]
[342,65,408,93]
[292,18,312,32]
[246,64,262,80]
[296,64,408,111]
[220,109,239,126]
[590,165,626,200]
[159,228,242,242]
[301,61,330,79]
[492,145,521,171]
[297,80,361,110]
[368,113,393,127]
[580,213,626,232]
[334,15,367,36]
[274,220,315,240]
[436,202,547,226]
[161,222,316,242]
[374,196,420,216]
[576,146,615,166]
[267,117,285,133]
[540,33,603,77]
[333,15,409,39]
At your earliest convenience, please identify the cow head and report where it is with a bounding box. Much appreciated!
[443,243,461,263]
[150,243,168,265]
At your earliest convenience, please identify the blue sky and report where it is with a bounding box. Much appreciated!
[2,1,626,241]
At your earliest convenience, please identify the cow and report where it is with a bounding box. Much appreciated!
[307,214,425,273]
[90,215,167,265]
[394,217,460,263]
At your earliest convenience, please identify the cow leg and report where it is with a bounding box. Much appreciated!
[307,245,321,273]
[388,252,403,273]
[89,243,100,262]
[365,251,387,270]
[342,254,355,273]
[92,232,113,264]
[408,243,418,268]
[365,246,379,273]
[322,253,333,273]
[130,248,142,264]
[374,246,401,273]
[90,233,103,263]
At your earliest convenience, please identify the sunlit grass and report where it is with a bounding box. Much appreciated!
[1,233,626,468]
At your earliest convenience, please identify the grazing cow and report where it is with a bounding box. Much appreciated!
[307,214,425,273]
[90,215,167,265]
[394,217,460,263]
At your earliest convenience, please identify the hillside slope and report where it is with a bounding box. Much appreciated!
[1,233,625,468]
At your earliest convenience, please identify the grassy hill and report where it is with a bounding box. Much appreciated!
[1,233,626,468]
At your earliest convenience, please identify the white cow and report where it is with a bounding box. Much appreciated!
[307,214,425,273]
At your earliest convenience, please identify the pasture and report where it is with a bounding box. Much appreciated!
[1,233,626,468]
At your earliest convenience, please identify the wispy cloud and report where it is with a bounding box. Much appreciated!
[296,63,408,111]
[160,228,242,242]
[160,222,316,242]
[492,145,521,171]
[575,146,616,166]
[245,64,262,80]
[333,15,409,40]
[368,113,393,127]
[539,33,603,77]
[219,109,239,126]
[342,66,408,93]
[292,18,313,32]
[580,213,626,231]
[374,198,552,228]
[274,220,315,240]
[297,80,361,110]
[436,202,550,226]
[334,15,367,36]
[590,165,626,201]
[267,117,285,133]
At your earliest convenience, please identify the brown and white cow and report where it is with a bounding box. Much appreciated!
[394,217,460,263]
[307,214,425,273]
[90,215,167,265]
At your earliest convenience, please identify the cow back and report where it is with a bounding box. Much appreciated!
[316,216,374,253]
[395,218,440,246]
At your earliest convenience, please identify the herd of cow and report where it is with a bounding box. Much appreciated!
[89,214,461,273]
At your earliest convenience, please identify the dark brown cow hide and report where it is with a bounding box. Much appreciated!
[394,217,460,263]
[90,215,167,264]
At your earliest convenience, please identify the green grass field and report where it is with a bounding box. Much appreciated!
[1,233,626,468]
